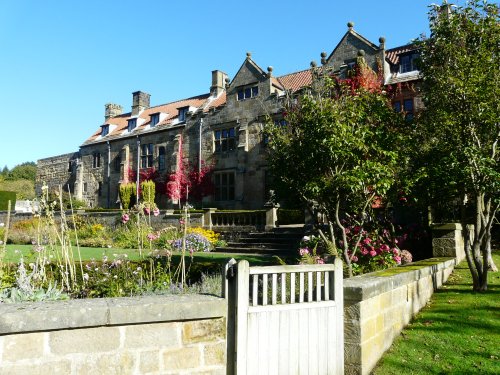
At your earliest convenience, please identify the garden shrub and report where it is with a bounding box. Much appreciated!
[141,180,156,209]
[0,191,16,210]
[119,183,136,210]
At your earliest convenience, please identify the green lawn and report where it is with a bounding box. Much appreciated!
[373,251,500,374]
[1,244,280,266]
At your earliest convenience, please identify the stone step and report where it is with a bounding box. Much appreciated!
[226,242,291,249]
[214,246,293,256]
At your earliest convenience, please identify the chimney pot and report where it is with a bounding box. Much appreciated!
[132,91,150,116]
[105,103,123,121]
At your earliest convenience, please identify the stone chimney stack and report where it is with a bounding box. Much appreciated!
[131,91,151,116]
[104,103,123,121]
[210,70,228,97]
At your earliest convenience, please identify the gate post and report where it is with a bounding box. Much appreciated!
[235,260,250,375]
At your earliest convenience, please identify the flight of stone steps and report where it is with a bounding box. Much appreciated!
[214,226,305,258]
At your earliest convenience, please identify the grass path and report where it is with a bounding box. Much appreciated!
[373,251,500,374]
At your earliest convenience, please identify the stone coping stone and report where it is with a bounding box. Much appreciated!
[431,223,462,230]
[343,257,456,301]
[0,294,227,335]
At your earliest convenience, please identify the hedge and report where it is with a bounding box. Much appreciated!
[0,191,16,211]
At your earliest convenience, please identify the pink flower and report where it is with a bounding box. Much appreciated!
[362,238,372,245]
[121,214,129,223]
[351,255,359,263]
[393,255,402,264]
[147,233,157,241]
[369,250,377,257]
[299,247,310,256]
[144,207,151,215]
[361,248,369,255]
[315,257,325,264]
[153,208,160,216]
[179,219,185,225]
[380,244,390,252]
[392,248,400,256]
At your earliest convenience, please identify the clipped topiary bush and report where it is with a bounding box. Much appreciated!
[0,191,16,210]
[119,183,136,209]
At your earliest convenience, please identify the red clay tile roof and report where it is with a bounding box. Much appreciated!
[277,69,312,93]
[83,94,211,145]
[386,44,418,65]
[204,92,227,112]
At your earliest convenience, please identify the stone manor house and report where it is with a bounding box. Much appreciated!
[36,23,422,210]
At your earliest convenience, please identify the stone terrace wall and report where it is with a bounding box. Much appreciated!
[0,294,227,375]
[343,257,457,375]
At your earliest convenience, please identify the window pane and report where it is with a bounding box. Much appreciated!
[229,127,235,137]
[245,88,251,99]
[252,86,258,97]
[237,90,244,101]
[215,130,221,139]
[228,138,235,151]
[403,99,413,111]
[393,102,401,112]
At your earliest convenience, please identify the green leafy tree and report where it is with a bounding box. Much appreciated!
[416,1,499,291]
[6,162,36,182]
[266,58,406,277]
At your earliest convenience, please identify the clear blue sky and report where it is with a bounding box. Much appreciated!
[0,0,462,170]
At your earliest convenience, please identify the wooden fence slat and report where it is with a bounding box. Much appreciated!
[290,273,296,304]
[252,274,258,306]
[281,273,286,304]
[272,274,277,305]
[262,274,268,306]
[316,271,322,302]
[299,273,304,303]
[307,271,313,302]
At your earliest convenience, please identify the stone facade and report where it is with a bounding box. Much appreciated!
[36,24,422,210]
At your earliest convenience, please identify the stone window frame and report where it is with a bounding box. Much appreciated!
[214,127,236,153]
[237,85,259,101]
[392,98,414,121]
[92,152,101,169]
[214,171,235,201]
[140,143,154,169]
[158,146,166,171]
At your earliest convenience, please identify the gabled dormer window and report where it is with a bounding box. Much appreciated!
[178,107,188,122]
[399,53,419,73]
[101,125,109,136]
[150,113,160,127]
[128,118,137,132]
[237,85,259,101]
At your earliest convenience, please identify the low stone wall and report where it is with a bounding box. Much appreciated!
[0,294,227,375]
[343,257,457,375]
[0,211,203,230]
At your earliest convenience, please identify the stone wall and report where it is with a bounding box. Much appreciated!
[0,211,203,231]
[343,257,457,375]
[35,152,79,196]
[0,294,227,375]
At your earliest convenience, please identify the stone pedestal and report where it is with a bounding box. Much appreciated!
[431,223,465,262]
[265,206,278,231]
[203,208,217,230]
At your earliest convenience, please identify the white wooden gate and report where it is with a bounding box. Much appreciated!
[225,259,344,375]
